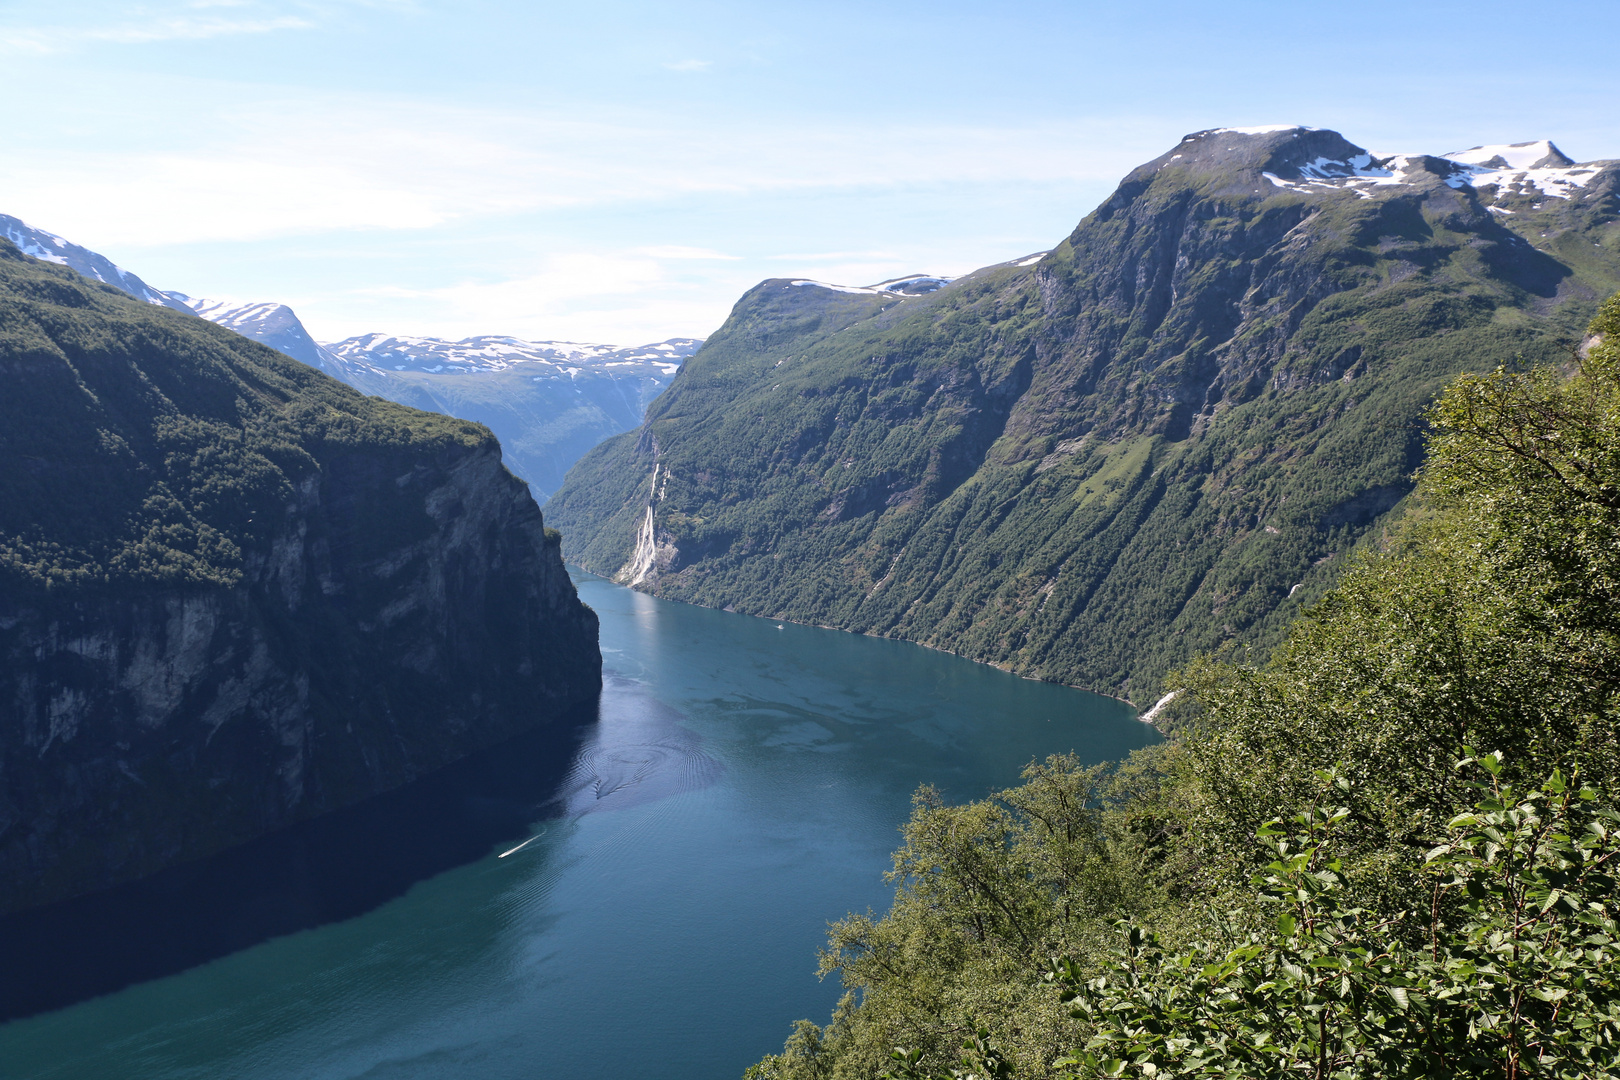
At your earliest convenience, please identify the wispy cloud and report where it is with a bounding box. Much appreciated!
[87,16,314,43]
[765,251,902,262]
[0,1,332,53]
[663,59,711,72]
[0,89,1161,246]
[637,246,741,260]
[0,67,1164,342]
[330,250,725,343]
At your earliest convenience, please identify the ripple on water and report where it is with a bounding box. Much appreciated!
[557,676,723,817]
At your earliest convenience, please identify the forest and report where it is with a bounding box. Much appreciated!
[746,294,1620,1078]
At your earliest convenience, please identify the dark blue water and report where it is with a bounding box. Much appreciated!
[0,570,1156,1079]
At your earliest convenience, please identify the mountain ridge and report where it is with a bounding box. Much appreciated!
[546,125,1620,704]
[0,215,194,315]
[0,214,699,500]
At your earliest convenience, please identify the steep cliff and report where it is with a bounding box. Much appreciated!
[0,239,601,915]
[546,127,1620,702]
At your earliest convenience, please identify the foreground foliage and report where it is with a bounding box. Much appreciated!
[1063,758,1620,1079]
[746,296,1620,1078]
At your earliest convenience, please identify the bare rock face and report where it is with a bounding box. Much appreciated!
[0,242,600,915]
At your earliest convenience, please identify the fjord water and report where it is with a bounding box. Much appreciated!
[0,571,1156,1080]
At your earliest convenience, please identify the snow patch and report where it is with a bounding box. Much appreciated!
[1254,138,1607,204]
[320,333,701,378]
[869,274,954,295]
[1445,140,1569,171]
[790,279,883,295]
[1296,153,1393,180]
[1211,124,1312,135]
[1440,142,1597,201]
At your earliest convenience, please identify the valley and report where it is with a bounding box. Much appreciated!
[3,106,1618,1080]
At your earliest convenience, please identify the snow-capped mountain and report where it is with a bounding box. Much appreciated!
[324,333,696,381]
[1251,133,1612,207]
[164,293,348,373]
[315,334,697,499]
[161,292,698,390]
[162,304,698,499]
[1,215,193,314]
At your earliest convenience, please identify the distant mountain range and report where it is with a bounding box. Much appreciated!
[0,213,696,500]
[307,331,699,499]
[545,129,1620,703]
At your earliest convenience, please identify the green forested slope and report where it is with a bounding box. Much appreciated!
[744,294,1620,1080]
[0,236,601,912]
[548,128,1620,703]
[0,238,492,592]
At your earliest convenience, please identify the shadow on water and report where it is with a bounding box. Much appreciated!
[0,699,602,1023]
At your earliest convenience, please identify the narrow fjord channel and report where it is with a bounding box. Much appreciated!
[0,570,1157,1080]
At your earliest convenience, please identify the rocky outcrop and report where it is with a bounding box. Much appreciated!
[0,242,600,915]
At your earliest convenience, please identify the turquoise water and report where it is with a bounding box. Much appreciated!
[0,570,1156,1080]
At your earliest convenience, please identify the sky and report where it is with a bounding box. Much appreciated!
[2,1,1617,346]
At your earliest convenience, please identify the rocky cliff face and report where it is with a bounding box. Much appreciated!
[547,127,1620,702]
[0,241,600,914]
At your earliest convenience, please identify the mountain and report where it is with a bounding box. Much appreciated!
[545,127,1620,704]
[318,333,699,500]
[0,215,193,315]
[0,237,602,914]
[164,292,349,373]
[160,293,696,501]
[0,216,694,501]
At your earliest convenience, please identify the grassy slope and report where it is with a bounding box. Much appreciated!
[548,137,1620,702]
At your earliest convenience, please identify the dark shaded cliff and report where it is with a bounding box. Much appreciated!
[0,240,601,914]
[547,127,1620,703]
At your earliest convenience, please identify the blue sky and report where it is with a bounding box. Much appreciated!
[3,0,1616,344]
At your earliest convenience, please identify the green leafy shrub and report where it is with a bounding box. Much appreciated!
[1062,756,1620,1079]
